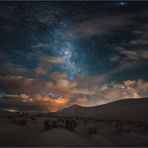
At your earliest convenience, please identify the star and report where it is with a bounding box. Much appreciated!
[118,1,128,6]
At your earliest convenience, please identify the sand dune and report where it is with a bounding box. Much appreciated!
[0,98,148,146]
[57,98,148,121]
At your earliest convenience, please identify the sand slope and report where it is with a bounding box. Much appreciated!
[0,98,148,146]
[58,98,148,121]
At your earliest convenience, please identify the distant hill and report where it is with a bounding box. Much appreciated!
[57,98,148,122]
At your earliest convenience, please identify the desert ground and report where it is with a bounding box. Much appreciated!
[0,98,148,147]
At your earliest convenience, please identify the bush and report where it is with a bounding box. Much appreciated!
[88,128,97,135]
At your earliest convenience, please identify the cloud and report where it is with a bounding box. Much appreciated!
[0,74,76,95]
[55,79,76,90]
[70,79,147,107]
[70,76,148,106]
[0,73,101,111]
[130,40,148,46]
[31,43,50,49]
[0,72,75,93]
[109,56,121,62]
[0,63,28,75]
[49,71,77,91]
[99,82,141,102]
[123,79,148,92]
[34,65,49,76]
[67,88,96,95]
[39,56,65,64]
[93,79,148,104]
[1,93,69,112]
[116,61,140,73]
[109,47,148,74]
[49,72,67,80]
[0,57,147,112]
[119,49,148,60]
[75,74,109,88]
[0,94,42,112]
[129,25,148,46]
[63,14,132,39]
[0,74,147,111]
[0,75,53,93]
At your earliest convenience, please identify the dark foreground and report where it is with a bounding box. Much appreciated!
[0,111,148,147]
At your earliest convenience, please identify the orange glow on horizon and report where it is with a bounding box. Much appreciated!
[54,97,68,104]
[49,107,58,112]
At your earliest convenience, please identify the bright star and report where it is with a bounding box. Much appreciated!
[118,1,127,6]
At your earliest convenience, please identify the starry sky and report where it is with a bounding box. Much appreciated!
[0,1,148,112]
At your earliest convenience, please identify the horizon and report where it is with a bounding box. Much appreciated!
[1,96,147,113]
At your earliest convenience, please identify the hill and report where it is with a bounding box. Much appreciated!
[57,98,148,122]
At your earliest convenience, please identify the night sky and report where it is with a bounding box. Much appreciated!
[0,1,148,112]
